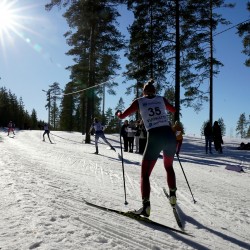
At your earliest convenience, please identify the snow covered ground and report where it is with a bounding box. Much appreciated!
[0,130,249,250]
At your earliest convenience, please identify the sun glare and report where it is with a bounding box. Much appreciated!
[0,0,36,49]
[0,1,17,34]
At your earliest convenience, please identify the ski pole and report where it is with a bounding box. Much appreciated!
[177,154,196,204]
[120,133,128,205]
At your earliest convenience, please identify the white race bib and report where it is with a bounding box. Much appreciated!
[138,96,169,130]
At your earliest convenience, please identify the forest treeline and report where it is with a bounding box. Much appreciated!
[0,87,43,129]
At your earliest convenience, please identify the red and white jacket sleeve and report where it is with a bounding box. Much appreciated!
[117,100,139,119]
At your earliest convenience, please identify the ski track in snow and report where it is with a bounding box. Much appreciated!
[0,130,250,250]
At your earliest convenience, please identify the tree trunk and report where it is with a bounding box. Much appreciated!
[85,24,96,144]
[174,0,180,122]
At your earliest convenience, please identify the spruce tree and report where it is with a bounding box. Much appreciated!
[236,113,247,138]
[237,2,250,67]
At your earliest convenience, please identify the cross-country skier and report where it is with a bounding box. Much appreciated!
[89,118,116,154]
[43,123,52,143]
[7,121,15,136]
[116,79,177,217]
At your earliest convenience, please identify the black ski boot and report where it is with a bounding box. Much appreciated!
[94,146,99,154]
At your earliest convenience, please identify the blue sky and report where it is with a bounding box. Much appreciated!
[0,0,249,137]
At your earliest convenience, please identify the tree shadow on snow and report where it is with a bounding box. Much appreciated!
[176,205,250,250]
[177,137,250,169]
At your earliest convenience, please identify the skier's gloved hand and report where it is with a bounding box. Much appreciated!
[115,110,121,117]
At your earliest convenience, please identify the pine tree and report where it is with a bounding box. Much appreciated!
[217,117,226,137]
[164,86,175,124]
[0,87,10,126]
[237,2,250,67]
[0,87,35,129]
[59,82,76,131]
[47,0,125,140]
[125,0,233,122]
[246,126,250,138]
[104,108,115,133]
[48,82,62,129]
[31,109,38,129]
[18,97,27,129]
[236,113,247,138]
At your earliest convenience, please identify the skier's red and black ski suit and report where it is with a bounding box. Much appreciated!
[117,95,176,200]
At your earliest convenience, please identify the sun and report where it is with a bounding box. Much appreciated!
[0,1,18,34]
[0,0,35,49]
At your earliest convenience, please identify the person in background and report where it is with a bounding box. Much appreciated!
[120,120,129,152]
[116,79,176,217]
[43,123,52,143]
[134,120,141,153]
[204,122,213,154]
[127,120,136,152]
[213,121,223,154]
[172,121,184,156]
[89,117,115,154]
[7,121,15,136]
[138,120,147,154]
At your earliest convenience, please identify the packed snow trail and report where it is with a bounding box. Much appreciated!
[0,130,249,249]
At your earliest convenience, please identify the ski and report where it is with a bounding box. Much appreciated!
[83,199,191,236]
[163,188,183,229]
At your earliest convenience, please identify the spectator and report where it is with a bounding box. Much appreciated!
[127,120,136,152]
[120,120,129,152]
[172,121,184,156]
[213,121,223,154]
[204,122,213,154]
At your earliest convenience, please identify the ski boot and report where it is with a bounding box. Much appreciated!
[133,199,151,217]
[94,146,99,154]
[169,188,177,207]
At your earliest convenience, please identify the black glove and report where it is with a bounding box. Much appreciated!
[115,110,121,116]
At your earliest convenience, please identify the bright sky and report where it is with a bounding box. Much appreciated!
[0,0,249,137]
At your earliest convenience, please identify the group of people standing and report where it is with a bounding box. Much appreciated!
[204,121,223,154]
[120,119,147,154]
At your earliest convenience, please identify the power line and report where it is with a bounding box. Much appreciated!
[60,19,250,97]
[214,18,250,37]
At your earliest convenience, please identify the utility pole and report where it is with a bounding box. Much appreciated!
[42,89,51,126]
[209,0,214,126]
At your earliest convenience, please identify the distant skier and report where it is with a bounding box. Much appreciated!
[89,117,116,154]
[7,121,15,136]
[172,121,184,156]
[43,123,52,143]
[116,79,177,217]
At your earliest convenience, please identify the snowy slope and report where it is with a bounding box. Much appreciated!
[0,130,249,250]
